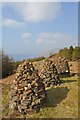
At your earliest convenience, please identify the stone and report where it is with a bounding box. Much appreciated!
[52,56,70,77]
[10,61,46,115]
[40,59,61,87]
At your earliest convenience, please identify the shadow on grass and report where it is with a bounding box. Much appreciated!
[61,79,77,84]
[42,87,69,108]
[70,72,76,76]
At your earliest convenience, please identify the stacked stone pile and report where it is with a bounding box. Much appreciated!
[52,57,70,77]
[40,59,61,87]
[11,61,46,114]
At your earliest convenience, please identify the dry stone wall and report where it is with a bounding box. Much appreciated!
[52,57,70,77]
[10,57,70,115]
[11,61,46,114]
[40,59,61,87]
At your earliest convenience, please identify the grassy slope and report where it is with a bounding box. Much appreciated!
[27,76,78,118]
[0,61,78,118]
[0,75,15,118]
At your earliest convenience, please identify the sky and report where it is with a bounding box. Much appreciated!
[0,2,78,60]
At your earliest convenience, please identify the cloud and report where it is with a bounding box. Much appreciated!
[37,32,77,47]
[6,2,61,22]
[2,18,25,27]
[37,33,57,44]
[21,33,31,42]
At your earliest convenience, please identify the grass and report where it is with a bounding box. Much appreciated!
[27,75,78,118]
[2,84,10,117]
[0,73,78,118]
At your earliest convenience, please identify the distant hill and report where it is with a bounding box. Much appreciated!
[37,48,61,58]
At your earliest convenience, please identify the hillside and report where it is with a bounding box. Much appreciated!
[0,61,78,118]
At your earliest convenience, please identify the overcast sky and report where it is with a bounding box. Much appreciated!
[0,2,78,60]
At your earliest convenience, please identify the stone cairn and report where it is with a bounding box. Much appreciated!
[40,59,61,87]
[53,57,70,77]
[11,61,46,114]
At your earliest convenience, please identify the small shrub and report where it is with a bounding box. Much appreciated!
[27,56,45,62]
[2,52,14,78]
